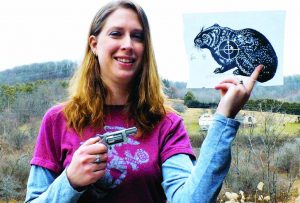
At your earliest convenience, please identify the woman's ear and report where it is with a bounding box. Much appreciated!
[89,35,97,55]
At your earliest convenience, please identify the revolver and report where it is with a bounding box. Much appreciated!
[97,127,137,149]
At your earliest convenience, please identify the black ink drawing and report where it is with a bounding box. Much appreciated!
[194,24,278,82]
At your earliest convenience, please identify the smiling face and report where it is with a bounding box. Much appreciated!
[90,8,145,88]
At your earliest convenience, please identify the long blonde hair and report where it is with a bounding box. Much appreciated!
[63,0,170,135]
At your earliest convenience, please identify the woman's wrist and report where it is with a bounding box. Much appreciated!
[66,167,86,191]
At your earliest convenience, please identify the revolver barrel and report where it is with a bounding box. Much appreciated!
[98,127,137,148]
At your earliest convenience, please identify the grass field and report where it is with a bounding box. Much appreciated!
[180,108,209,135]
[180,107,300,137]
[284,122,300,136]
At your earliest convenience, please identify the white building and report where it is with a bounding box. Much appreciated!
[198,113,213,131]
[198,113,256,130]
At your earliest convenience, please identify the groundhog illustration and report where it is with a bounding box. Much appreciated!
[194,24,277,82]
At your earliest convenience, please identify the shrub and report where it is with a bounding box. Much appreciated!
[189,132,205,148]
[275,141,300,175]
[172,103,186,113]
[4,128,29,150]
[225,160,263,194]
[183,91,196,105]
[0,175,22,202]
[185,100,201,108]
[0,153,30,201]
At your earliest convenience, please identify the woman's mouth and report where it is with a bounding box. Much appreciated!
[115,57,135,64]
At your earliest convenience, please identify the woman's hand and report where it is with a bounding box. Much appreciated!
[215,65,263,118]
[66,136,108,189]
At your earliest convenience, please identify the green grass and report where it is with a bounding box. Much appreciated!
[180,107,300,137]
[181,108,212,135]
[284,122,300,136]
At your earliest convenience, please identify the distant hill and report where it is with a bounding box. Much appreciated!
[1,60,299,102]
[251,75,300,101]
[0,60,77,85]
[188,75,300,102]
[163,75,300,102]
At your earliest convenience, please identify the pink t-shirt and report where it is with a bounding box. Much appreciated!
[31,104,195,203]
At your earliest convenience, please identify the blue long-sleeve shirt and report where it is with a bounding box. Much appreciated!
[25,113,239,203]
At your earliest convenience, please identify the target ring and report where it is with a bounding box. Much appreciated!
[218,40,239,60]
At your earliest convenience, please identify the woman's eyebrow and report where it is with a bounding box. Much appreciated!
[106,26,123,32]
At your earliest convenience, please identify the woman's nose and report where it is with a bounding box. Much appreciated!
[120,35,133,51]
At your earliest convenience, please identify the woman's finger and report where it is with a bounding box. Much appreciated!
[218,78,240,85]
[85,142,108,155]
[91,162,107,172]
[215,83,234,90]
[87,153,108,164]
[81,136,101,146]
[245,65,264,92]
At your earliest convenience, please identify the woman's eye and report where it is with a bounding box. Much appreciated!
[132,32,144,41]
[109,31,121,37]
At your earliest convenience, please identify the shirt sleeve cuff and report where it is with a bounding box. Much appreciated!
[61,168,87,195]
[214,113,240,129]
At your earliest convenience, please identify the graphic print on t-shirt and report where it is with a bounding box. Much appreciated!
[93,125,150,189]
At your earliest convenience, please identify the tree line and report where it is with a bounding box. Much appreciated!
[0,60,77,85]
[1,60,300,102]
[162,75,300,103]
[183,90,300,115]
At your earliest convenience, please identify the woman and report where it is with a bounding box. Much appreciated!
[25,1,262,202]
